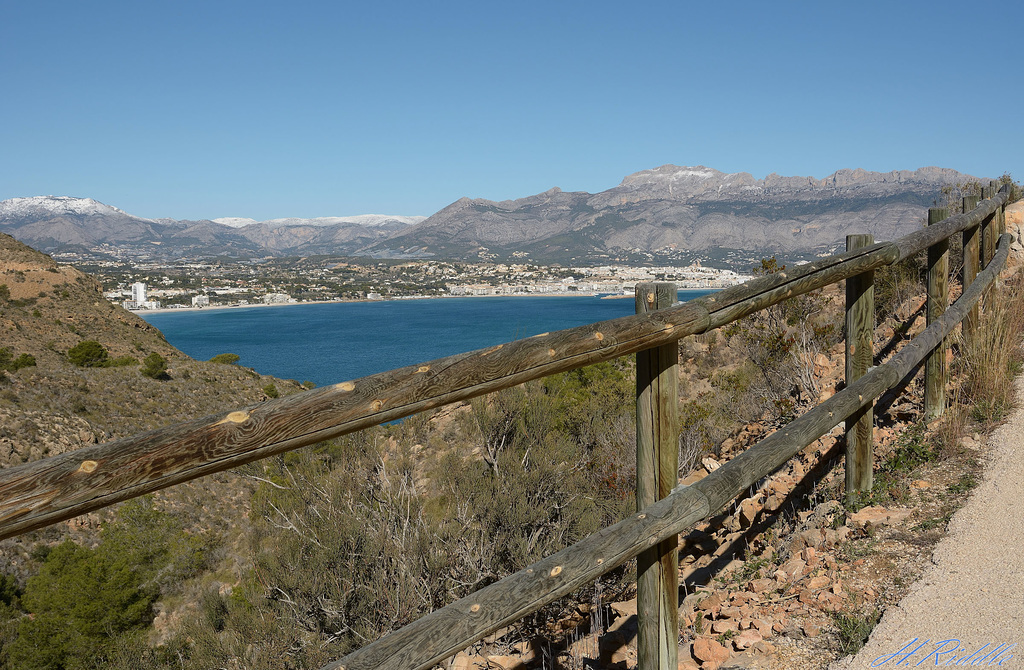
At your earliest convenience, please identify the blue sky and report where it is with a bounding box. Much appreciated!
[2,0,1020,220]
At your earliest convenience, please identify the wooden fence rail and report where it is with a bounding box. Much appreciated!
[328,232,1013,670]
[0,189,1008,541]
[0,185,1013,670]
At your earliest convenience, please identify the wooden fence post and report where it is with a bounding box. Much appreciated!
[635,282,679,670]
[845,234,874,502]
[998,184,1007,243]
[982,186,995,270]
[962,195,981,350]
[925,208,949,420]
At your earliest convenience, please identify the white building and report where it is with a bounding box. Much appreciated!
[262,293,292,304]
[131,282,147,304]
[192,295,210,308]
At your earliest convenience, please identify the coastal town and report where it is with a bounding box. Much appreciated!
[79,257,755,310]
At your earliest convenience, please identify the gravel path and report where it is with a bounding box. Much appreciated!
[831,377,1024,669]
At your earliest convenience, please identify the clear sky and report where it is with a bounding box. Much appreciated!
[2,0,1020,221]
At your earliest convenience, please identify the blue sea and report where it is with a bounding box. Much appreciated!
[140,292,715,387]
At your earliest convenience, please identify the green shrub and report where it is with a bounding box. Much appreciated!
[0,349,37,373]
[6,497,213,669]
[141,353,169,380]
[262,383,279,398]
[208,353,240,365]
[832,608,881,656]
[67,341,110,368]
[12,353,35,371]
[999,172,1022,203]
[0,285,8,302]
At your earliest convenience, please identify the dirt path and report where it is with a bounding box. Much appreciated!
[831,375,1024,669]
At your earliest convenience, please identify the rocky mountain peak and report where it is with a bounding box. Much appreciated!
[0,196,140,220]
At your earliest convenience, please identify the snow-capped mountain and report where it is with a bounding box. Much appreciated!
[213,214,426,229]
[0,196,152,221]
[0,196,422,258]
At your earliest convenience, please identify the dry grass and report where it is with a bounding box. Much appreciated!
[928,272,1024,460]
[959,275,1024,428]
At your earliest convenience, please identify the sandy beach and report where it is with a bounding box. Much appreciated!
[132,291,624,315]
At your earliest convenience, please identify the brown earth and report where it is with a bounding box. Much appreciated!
[0,232,305,576]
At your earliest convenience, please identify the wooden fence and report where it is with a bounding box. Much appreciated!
[0,184,1014,670]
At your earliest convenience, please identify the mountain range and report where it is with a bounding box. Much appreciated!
[0,165,983,265]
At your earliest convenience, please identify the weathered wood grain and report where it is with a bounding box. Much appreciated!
[635,283,679,670]
[983,193,996,269]
[962,195,981,349]
[845,234,874,501]
[925,208,950,420]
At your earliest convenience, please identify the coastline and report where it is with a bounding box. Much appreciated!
[134,287,720,316]
[134,291,631,315]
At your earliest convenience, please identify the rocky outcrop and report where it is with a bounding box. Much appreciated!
[372,165,986,263]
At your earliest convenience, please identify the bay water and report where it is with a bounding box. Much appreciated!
[140,292,715,387]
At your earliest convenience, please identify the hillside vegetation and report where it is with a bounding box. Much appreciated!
[1,192,1023,670]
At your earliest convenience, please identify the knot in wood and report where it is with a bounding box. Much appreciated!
[218,411,249,425]
[594,332,604,341]
[470,604,481,612]
[416,365,430,373]
[78,460,98,474]
[371,399,384,411]
[336,381,356,392]
[550,566,563,577]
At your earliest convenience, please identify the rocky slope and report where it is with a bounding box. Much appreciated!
[0,231,317,607]
[0,230,304,466]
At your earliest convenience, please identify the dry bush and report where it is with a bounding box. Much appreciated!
[958,275,1024,428]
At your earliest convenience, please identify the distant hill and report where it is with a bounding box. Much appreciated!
[0,165,984,264]
[0,231,302,468]
[0,197,419,260]
[364,166,983,264]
